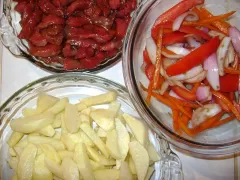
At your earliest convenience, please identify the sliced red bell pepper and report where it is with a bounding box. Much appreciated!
[160,22,211,40]
[145,64,155,80]
[166,37,220,76]
[143,48,152,65]
[219,74,239,92]
[151,0,205,39]
[171,86,197,101]
[213,93,231,112]
[162,32,186,46]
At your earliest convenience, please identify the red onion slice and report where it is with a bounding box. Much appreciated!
[217,37,231,76]
[185,70,207,83]
[192,104,222,128]
[203,53,220,91]
[172,11,199,31]
[196,86,212,102]
[170,65,203,81]
[166,46,190,56]
[146,37,157,64]
[229,26,240,56]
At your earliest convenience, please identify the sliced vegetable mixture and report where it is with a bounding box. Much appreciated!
[141,0,240,136]
[14,0,136,70]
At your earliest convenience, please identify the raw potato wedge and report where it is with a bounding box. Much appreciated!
[17,143,38,180]
[39,125,55,137]
[61,134,76,151]
[47,98,69,114]
[96,127,107,137]
[58,151,74,160]
[106,129,122,160]
[28,135,65,151]
[75,102,87,111]
[74,143,95,180]
[123,114,149,147]
[53,132,61,140]
[11,175,18,180]
[64,104,80,133]
[108,101,121,117]
[52,113,62,128]
[120,161,133,180]
[94,169,119,180]
[33,154,53,180]
[80,123,109,158]
[147,143,160,162]
[79,114,92,125]
[8,132,24,147]
[7,157,18,171]
[9,148,17,157]
[129,141,149,180]
[90,109,115,131]
[86,146,116,166]
[115,118,130,160]
[13,138,28,156]
[90,160,105,171]
[62,157,79,180]
[128,157,137,175]
[10,112,54,133]
[40,144,61,164]
[80,91,117,106]
[145,167,155,180]
[22,108,38,117]
[45,158,63,178]
[81,108,92,116]
[36,94,59,113]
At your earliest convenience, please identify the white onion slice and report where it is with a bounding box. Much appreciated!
[166,46,190,56]
[170,65,203,81]
[192,104,222,128]
[158,81,169,95]
[224,43,235,68]
[186,36,201,49]
[146,37,157,64]
[203,53,220,91]
[217,37,231,76]
[238,75,240,94]
[169,90,184,100]
[196,86,211,102]
[162,50,183,59]
[172,11,199,31]
[163,58,177,69]
[172,43,185,47]
[185,70,207,83]
[229,26,240,55]
[208,30,225,40]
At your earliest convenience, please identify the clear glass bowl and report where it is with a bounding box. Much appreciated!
[123,0,240,157]
[0,0,141,73]
[0,73,183,180]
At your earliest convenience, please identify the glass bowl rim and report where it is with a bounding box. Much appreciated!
[122,0,240,157]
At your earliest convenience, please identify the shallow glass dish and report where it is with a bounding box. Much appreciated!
[0,0,141,73]
[123,0,240,157]
[0,73,182,179]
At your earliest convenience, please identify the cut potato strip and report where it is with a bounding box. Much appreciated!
[9,148,17,157]
[8,132,24,147]
[106,129,122,160]
[7,157,18,171]
[39,125,55,137]
[33,154,53,180]
[64,104,80,133]
[58,151,74,160]
[62,157,79,180]
[52,113,62,128]
[145,167,155,180]
[108,101,121,117]
[94,169,120,180]
[76,103,87,112]
[36,94,59,113]
[120,161,133,180]
[80,92,117,107]
[47,98,68,114]
[45,158,63,178]
[40,144,61,163]
[80,123,109,158]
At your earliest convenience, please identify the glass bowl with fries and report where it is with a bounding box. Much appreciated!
[0,73,183,180]
[123,0,240,157]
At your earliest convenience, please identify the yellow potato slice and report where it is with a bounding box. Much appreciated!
[128,157,136,175]
[75,102,87,112]
[62,157,79,180]
[8,132,24,147]
[11,175,18,180]
[52,113,62,128]
[17,143,38,180]
[106,129,122,160]
[108,101,121,117]
[40,144,61,164]
[123,114,149,147]
[44,158,63,178]
[7,157,18,171]
[80,91,117,107]
[79,114,92,125]
[147,143,160,162]
[80,123,109,158]
[39,125,55,137]
[53,132,61,140]
[86,146,116,166]
[33,154,53,180]
[22,108,38,117]
[129,141,149,180]
[13,138,28,157]
[58,151,74,160]
[115,118,130,160]
[36,94,59,113]
[120,161,133,180]
[145,167,155,180]
[9,148,17,157]
[46,98,68,114]
[74,143,95,180]
[90,160,105,171]
[94,169,119,180]
[61,134,76,151]
[64,104,80,133]
[10,112,54,133]
[81,107,92,116]
[28,135,65,151]
[96,128,107,138]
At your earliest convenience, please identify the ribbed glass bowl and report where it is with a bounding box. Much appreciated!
[0,73,183,180]
[0,0,142,73]
[123,0,240,157]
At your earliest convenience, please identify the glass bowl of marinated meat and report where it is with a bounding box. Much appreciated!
[123,0,240,157]
[0,0,139,72]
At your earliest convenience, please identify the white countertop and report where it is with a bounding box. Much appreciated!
[1,46,239,180]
